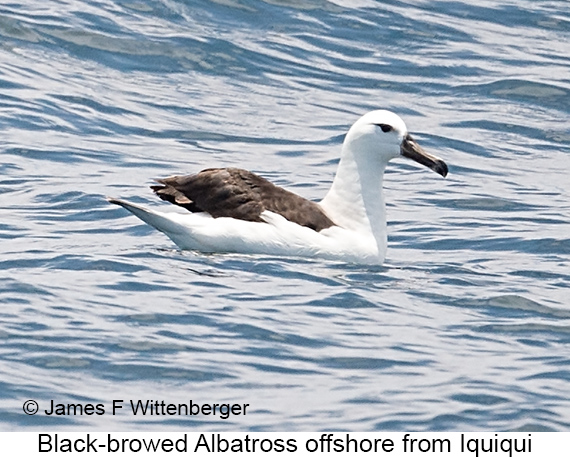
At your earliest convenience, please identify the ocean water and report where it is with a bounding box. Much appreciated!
[1,0,569,431]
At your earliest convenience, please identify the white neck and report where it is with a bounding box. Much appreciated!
[319,137,389,256]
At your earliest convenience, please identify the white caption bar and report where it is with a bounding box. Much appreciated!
[0,432,566,456]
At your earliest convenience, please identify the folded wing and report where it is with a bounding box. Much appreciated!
[150,167,335,232]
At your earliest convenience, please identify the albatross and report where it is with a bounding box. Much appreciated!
[108,110,448,264]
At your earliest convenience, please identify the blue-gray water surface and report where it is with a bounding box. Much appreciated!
[1,0,569,431]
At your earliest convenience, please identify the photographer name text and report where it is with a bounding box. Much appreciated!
[41,400,248,419]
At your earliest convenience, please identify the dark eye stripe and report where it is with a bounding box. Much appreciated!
[375,123,392,133]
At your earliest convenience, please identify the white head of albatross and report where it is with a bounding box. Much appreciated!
[108,110,448,264]
[320,110,447,260]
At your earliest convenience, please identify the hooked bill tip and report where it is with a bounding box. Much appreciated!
[434,159,448,178]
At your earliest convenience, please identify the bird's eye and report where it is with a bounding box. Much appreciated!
[376,124,393,133]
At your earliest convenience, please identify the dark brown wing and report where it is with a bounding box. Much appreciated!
[150,168,335,232]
